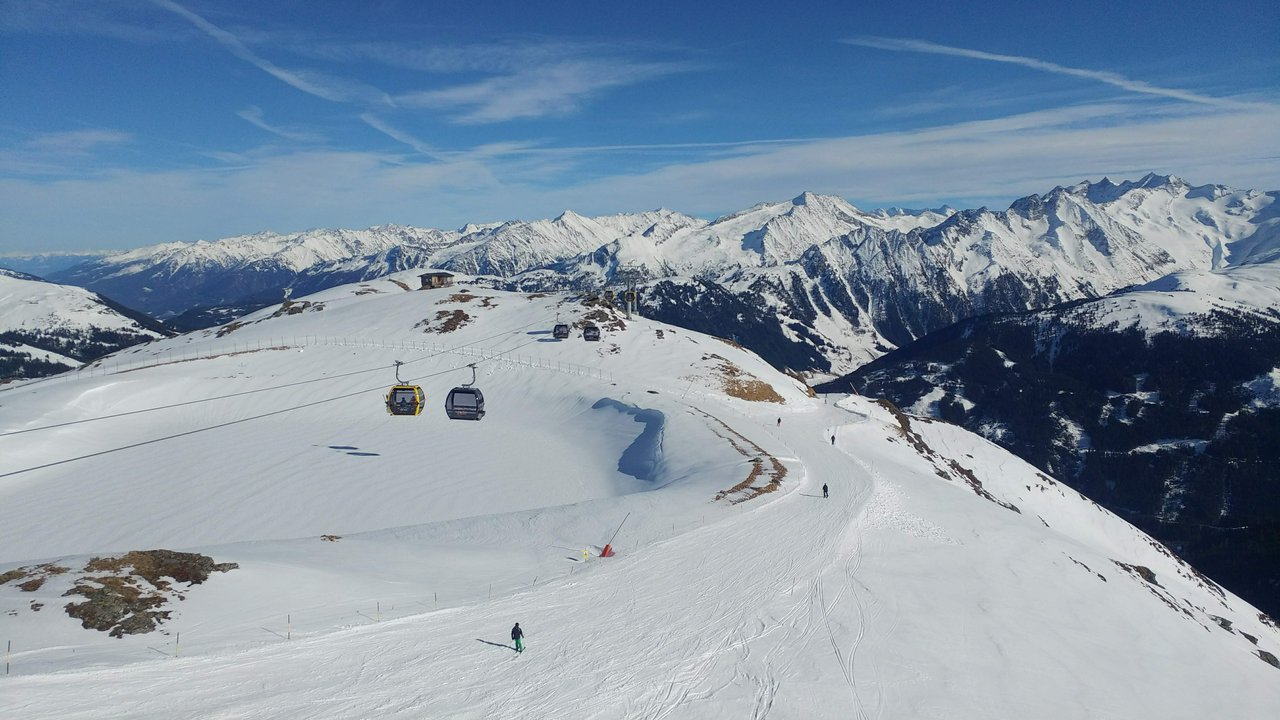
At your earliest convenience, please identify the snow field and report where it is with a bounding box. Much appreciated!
[1,279,1278,718]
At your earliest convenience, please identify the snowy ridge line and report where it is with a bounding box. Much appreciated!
[9,335,613,387]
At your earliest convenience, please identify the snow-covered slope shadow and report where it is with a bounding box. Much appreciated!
[591,397,665,482]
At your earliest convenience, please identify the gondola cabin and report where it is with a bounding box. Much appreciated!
[553,323,570,339]
[386,385,425,416]
[445,386,486,420]
[583,324,601,341]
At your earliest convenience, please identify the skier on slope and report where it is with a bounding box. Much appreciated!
[823,483,829,499]
[512,622,524,653]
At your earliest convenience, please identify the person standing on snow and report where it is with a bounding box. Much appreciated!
[512,622,524,653]
[822,483,829,498]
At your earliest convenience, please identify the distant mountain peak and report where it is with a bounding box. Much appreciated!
[555,209,588,224]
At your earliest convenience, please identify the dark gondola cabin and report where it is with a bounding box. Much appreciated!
[445,387,485,420]
[553,323,570,339]
[583,324,601,341]
[386,385,425,416]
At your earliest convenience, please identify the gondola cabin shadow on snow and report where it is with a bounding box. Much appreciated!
[445,363,486,421]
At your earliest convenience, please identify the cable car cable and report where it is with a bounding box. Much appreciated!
[0,357,497,480]
[0,315,554,438]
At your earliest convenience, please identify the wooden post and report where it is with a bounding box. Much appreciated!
[288,614,292,640]
[175,632,180,658]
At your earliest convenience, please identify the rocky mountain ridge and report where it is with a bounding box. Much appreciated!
[42,174,1280,376]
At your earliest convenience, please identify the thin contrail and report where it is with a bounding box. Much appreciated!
[150,0,358,102]
[844,36,1255,109]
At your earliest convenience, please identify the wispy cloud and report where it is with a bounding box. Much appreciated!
[0,0,172,42]
[844,36,1259,109]
[396,60,693,124]
[148,0,385,104]
[358,114,447,161]
[235,107,323,143]
[298,38,621,76]
[5,100,1279,251]
[0,129,133,176]
[24,129,133,153]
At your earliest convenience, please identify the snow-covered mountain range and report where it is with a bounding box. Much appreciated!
[0,269,170,381]
[50,174,1275,376]
[2,273,1277,718]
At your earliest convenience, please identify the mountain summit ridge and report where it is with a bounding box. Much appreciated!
[43,175,1280,374]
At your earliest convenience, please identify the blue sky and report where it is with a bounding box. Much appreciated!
[2,0,1278,254]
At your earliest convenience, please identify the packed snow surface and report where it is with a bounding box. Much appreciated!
[1,272,1278,719]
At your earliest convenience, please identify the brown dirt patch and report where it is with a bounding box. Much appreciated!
[696,410,788,504]
[417,309,473,333]
[389,279,412,292]
[1,563,70,590]
[700,354,784,403]
[216,320,248,337]
[18,577,47,592]
[581,308,626,332]
[63,550,238,637]
[268,300,324,318]
[1114,561,1161,587]
[353,285,382,295]
[440,291,496,308]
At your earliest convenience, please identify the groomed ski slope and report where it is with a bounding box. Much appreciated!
[2,273,1278,719]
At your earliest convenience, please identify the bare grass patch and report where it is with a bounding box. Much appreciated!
[0,563,70,590]
[61,550,238,637]
[417,309,473,333]
[701,354,784,403]
[440,291,497,308]
[696,410,788,504]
